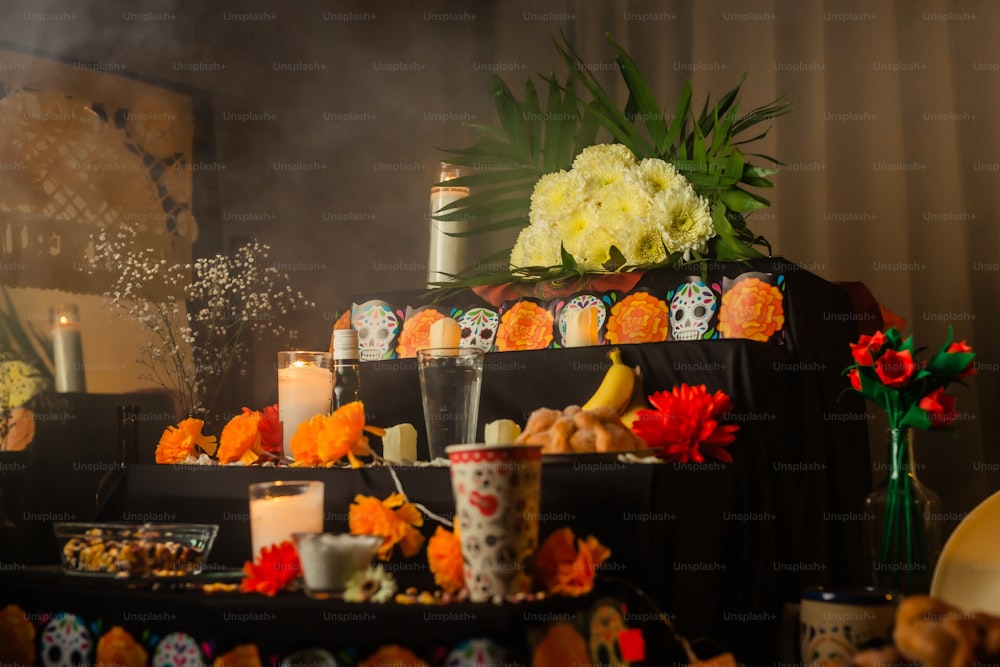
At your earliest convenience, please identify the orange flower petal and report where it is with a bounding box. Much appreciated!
[218,411,262,464]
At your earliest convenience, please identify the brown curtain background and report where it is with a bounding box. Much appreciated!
[0,0,997,520]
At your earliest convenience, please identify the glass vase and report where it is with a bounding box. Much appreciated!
[864,427,943,594]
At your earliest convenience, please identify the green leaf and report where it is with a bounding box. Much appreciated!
[523,79,542,161]
[720,187,770,212]
[609,34,667,148]
[603,245,627,272]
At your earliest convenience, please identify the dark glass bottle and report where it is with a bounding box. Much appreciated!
[332,329,361,409]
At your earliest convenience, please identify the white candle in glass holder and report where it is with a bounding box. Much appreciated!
[278,352,333,459]
[249,481,324,556]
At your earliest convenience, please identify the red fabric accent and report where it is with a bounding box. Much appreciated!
[619,628,646,661]
[472,272,645,307]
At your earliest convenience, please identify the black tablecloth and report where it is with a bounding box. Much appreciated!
[0,567,683,665]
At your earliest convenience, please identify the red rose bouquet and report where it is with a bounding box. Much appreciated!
[844,327,974,430]
[844,326,975,593]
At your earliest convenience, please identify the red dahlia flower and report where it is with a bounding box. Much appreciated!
[631,384,739,463]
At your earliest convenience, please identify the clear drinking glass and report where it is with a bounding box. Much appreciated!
[416,347,484,460]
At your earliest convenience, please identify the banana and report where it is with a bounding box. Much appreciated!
[581,347,635,413]
[619,366,649,428]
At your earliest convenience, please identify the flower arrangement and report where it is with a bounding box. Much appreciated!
[90,227,313,421]
[510,144,715,272]
[844,327,974,430]
[631,384,740,463]
[433,33,791,290]
[844,327,975,593]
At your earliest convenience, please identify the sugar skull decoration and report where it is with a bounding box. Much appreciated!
[443,638,516,667]
[351,300,400,361]
[669,280,718,341]
[152,632,203,667]
[40,613,92,667]
[558,294,607,347]
[588,602,631,667]
[458,307,500,353]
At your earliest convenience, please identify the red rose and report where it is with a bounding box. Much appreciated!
[850,331,886,366]
[847,368,862,391]
[874,348,916,388]
[947,340,977,378]
[918,388,958,428]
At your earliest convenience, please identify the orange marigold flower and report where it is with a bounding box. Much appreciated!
[256,404,283,456]
[631,384,739,463]
[605,292,669,344]
[218,411,262,464]
[496,300,554,351]
[96,626,148,667]
[240,540,301,597]
[155,417,218,464]
[290,401,373,468]
[317,401,371,467]
[717,277,784,342]
[0,604,36,666]
[396,308,446,358]
[332,310,352,330]
[534,527,610,597]
[212,643,264,667]
[349,493,425,560]
[290,413,323,466]
[427,525,464,593]
[358,645,430,667]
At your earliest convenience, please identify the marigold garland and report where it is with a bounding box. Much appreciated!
[426,525,464,594]
[240,541,301,597]
[349,493,425,560]
[155,417,218,463]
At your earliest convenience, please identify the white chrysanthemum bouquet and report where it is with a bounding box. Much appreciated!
[511,144,714,272]
[432,33,791,289]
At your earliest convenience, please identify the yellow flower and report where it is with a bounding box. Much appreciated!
[572,143,636,172]
[217,411,262,464]
[0,360,43,408]
[155,417,217,463]
[349,493,425,560]
[656,185,714,259]
[639,156,682,193]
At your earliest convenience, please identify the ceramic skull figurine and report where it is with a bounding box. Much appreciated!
[669,280,717,341]
[40,613,92,667]
[458,307,500,353]
[352,300,399,361]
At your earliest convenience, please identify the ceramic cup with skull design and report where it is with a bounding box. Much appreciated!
[447,444,543,602]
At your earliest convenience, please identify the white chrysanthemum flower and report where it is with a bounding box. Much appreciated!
[510,223,563,268]
[639,157,683,193]
[571,143,637,174]
[529,170,575,223]
[620,221,669,266]
[655,186,715,259]
[589,175,652,233]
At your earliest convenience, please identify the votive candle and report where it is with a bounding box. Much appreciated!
[50,305,86,392]
[278,351,333,459]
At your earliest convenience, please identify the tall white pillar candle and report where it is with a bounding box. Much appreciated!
[427,162,471,286]
[277,351,333,459]
[50,305,86,392]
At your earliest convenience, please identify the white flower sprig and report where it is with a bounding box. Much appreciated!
[89,228,314,419]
